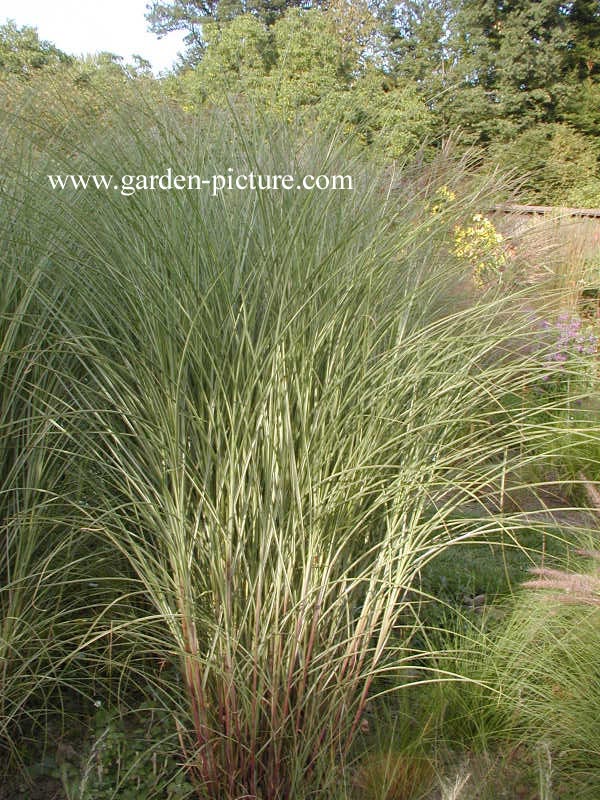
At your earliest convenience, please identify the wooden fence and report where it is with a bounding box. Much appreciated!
[491,203,600,220]
[488,204,600,270]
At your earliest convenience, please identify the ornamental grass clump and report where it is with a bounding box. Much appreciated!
[2,98,599,797]
[0,142,126,764]
[480,589,600,798]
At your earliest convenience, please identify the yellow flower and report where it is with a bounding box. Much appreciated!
[428,185,456,215]
[452,214,507,288]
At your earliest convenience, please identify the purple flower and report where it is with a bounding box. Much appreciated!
[535,311,597,388]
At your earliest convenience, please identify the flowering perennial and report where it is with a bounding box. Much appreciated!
[538,312,598,383]
[453,213,508,288]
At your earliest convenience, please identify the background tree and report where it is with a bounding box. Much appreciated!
[446,0,573,143]
[565,0,600,80]
[0,19,71,77]
[558,0,600,137]
[387,0,452,84]
[187,13,273,100]
[176,4,432,159]
[146,0,313,64]
[384,0,455,135]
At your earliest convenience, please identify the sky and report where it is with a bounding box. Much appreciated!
[1,0,187,73]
